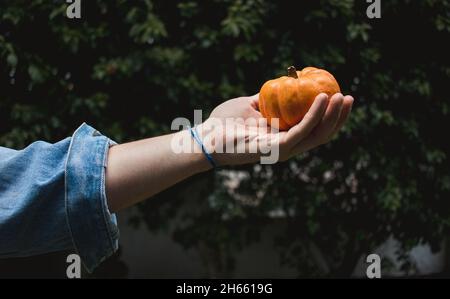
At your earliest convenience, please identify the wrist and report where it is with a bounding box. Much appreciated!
[173,128,213,173]
[195,120,224,168]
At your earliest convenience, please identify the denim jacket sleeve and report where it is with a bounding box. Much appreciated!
[0,123,119,273]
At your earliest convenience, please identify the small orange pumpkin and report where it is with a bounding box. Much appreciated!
[259,66,340,130]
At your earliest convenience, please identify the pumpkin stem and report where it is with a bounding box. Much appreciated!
[287,66,298,79]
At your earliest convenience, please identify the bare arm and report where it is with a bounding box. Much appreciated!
[105,129,211,212]
[105,93,353,212]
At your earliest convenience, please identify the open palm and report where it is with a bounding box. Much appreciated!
[201,92,354,166]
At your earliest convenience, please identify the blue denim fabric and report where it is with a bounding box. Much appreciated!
[0,123,119,273]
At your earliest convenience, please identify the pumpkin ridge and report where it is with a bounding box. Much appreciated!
[279,78,301,128]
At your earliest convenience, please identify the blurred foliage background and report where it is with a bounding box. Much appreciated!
[1,0,449,277]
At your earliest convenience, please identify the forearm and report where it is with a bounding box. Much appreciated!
[105,128,210,212]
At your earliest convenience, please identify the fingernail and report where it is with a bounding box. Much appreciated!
[333,93,344,102]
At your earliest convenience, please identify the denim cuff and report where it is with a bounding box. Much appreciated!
[65,123,119,273]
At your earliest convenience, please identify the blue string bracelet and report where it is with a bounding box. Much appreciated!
[189,126,217,169]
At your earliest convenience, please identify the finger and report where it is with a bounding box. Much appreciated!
[248,94,260,110]
[248,108,263,120]
[315,93,344,138]
[330,95,354,138]
[291,93,344,153]
[284,93,329,145]
[245,94,264,119]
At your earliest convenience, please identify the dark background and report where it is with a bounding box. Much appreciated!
[0,0,449,278]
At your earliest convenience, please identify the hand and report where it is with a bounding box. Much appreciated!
[106,92,354,211]
[197,92,354,166]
